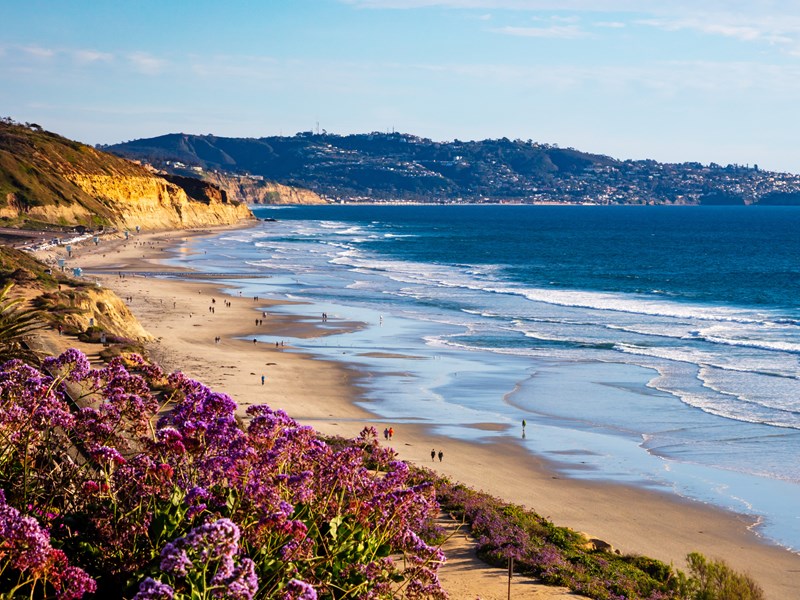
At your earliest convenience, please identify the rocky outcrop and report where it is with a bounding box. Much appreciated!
[576,532,620,555]
[162,173,227,205]
[202,173,326,205]
[44,286,153,342]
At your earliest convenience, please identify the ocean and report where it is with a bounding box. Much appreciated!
[172,205,800,553]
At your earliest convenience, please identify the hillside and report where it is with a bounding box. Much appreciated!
[106,130,800,204]
[0,119,254,231]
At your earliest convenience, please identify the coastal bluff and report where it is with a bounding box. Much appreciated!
[0,120,254,231]
[202,172,326,205]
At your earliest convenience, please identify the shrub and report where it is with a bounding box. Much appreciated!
[429,478,763,600]
[685,552,764,600]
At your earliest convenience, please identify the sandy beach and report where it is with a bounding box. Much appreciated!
[36,227,800,600]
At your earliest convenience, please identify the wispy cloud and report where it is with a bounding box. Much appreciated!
[73,49,114,64]
[408,58,800,97]
[341,0,800,46]
[492,24,587,38]
[127,52,167,75]
[341,0,647,8]
[341,0,777,12]
[595,21,626,29]
[638,16,800,45]
[21,45,55,59]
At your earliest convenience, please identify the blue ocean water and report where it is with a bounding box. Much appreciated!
[176,205,800,552]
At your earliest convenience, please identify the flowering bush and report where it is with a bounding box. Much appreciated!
[430,481,763,600]
[0,350,446,598]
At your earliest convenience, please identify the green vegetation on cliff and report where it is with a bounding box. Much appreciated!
[0,118,253,230]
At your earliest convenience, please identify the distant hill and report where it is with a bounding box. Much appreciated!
[0,118,253,231]
[105,131,800,204]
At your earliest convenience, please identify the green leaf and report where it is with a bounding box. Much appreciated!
[327,515,344,541]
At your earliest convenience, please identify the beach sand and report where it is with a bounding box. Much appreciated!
[37,228,800,599]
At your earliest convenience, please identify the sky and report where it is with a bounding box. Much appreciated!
[3,0,800,172]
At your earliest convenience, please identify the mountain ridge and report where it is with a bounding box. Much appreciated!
[105,131,800,205]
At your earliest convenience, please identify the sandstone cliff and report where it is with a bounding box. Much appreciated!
[0,120,255,231]
[202,173,327,205]
[64,173,253,230]
[50,285,153,342]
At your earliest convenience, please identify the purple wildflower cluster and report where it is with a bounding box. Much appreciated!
[0,350,447,598]
[136,518,258,599]
[0,490,96,599]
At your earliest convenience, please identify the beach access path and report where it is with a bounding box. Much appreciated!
[35,226,800,600]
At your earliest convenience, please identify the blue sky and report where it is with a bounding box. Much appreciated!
[3,0,800,172]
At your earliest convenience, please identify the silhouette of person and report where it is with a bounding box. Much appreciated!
[431,448,436,462]
[438,450,443,462]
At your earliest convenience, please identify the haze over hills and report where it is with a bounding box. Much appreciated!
[105,131,800,205]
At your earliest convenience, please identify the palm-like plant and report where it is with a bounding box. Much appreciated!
[0,281,46,365]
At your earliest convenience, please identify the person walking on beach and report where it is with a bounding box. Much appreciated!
[438,450,443,462]
[388,427,394,440]
[383,428,389,440]
[431,449,436,462]
[261,375,265,385]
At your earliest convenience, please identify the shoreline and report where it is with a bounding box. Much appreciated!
[48,225,800,599]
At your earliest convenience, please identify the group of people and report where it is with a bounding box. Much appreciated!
[382,427,444,462]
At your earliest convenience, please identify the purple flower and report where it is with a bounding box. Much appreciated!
[211,557,258,600]
[90,445,127,466]
[281,579,318,600]
[160,518,240,576]
[58,565,99,600]
[42,348,91,382]
[133,577,175,600]
[156,519,259,598]
[0,490,96,598]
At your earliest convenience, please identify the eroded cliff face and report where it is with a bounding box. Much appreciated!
[56,286,153,342]
[2,193,95,224]
[202,173,327,205]
[64,174,254,230]
[0,121,255,231]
